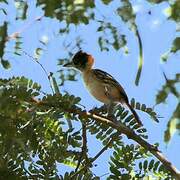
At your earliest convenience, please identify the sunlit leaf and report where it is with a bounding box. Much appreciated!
[164,104,180,143]
[171,37,180,53]
[36,0,95,25]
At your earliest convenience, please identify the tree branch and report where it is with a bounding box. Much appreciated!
[75,122,88,172]
[33,99,180,179]
[68,108,180,180]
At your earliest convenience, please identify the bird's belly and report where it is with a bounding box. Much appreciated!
[87,83,110,104]
[83,75,111,104]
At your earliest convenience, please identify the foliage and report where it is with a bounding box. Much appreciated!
[97,21,127,51]
[131,98,159,123]
[36,0,95,25]
[164,103,180,143]
[0,76,175,179]
[156,73,179,104]
[137,159,171,179]
[169,0,180,22]
[0,77,83,179]
[108,145,171,179]
[156,73,180,143]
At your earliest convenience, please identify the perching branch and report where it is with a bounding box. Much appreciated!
[33,99,180,179]
[68,108,180,180]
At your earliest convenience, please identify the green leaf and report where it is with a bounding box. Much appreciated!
[130,98,159,122]
[34,47,43,60]
[153,161,160,172]
[97,21,126,51]
[102,0,112,5]
[120,110,129,119]
[117,0,136,28]
[110,166,121,176]
[139,162,143,170]
[136,102,141,110]
[141,104,146,111]
[147,0,167,4]
[164,103,179,143]
[135,30,143,86]
[36,0,95,25]
[0,0,8,4]
[1,59,11,69]
[148,159,155,171]
[169,0,180,22]
[156,73,179,104]
[51,75,60,95]
[62,159,77,168]
[143,160,148,170]
[171,37,180,53]
[0,22,9,69]
[131,98,135,108]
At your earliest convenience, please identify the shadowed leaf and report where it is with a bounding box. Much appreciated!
[0,22,11,69]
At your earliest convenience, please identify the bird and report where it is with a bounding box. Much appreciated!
[63,50,143,126]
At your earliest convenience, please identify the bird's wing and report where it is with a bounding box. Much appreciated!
[93,69,129,103]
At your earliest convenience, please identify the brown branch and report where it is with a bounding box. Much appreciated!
[68,108,180,180]
[32,99,180,179]
[75,122,88,172]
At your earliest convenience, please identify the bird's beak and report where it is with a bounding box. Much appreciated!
[63,62,73,67]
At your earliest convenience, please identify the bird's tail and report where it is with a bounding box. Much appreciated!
[126,103,143,126]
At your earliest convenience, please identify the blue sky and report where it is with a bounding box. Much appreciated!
[0,0,179,178]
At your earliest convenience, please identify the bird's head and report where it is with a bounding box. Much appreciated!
[63,50,94,72]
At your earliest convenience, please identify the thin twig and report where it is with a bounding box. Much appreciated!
[162,71,168,82]
[75,122,88,172]
[91,132,119,162]
[7,16,43,41]
[100,172,110,178]
[23,50,54,94]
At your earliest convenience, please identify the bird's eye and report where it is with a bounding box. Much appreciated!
[73,59,79,65]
